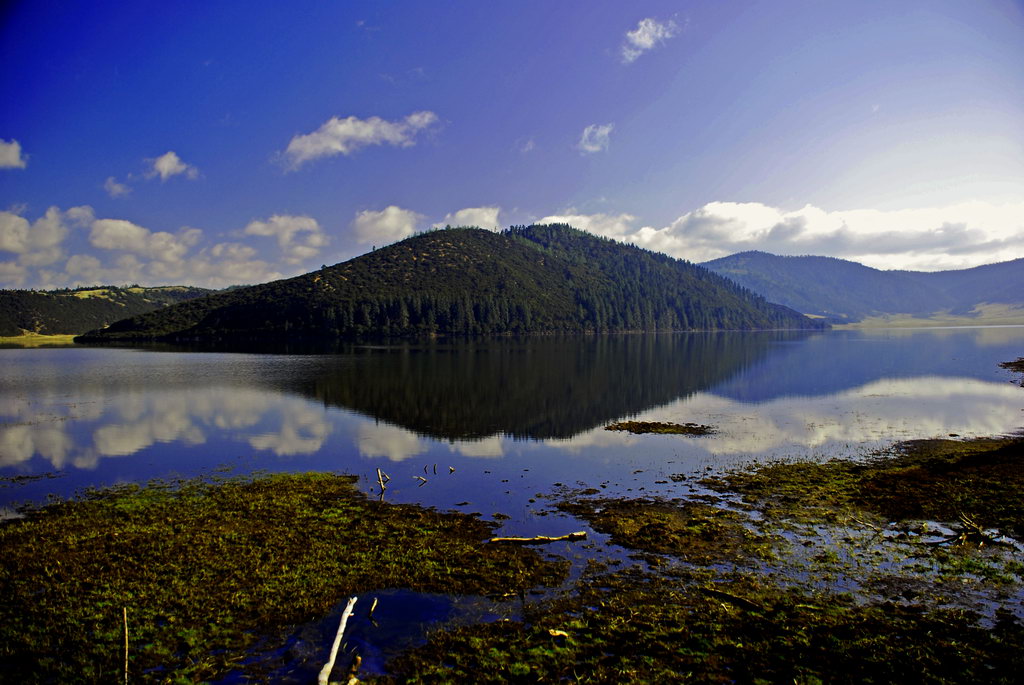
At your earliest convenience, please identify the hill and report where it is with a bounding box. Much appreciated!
[0,285,214,336]
[76,225,824,343]
[702,251,1024,324]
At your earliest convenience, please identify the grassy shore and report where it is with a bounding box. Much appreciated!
[4,426,1024,680]
[368,436,1024,683]
[0,332,78,347]
[0,473,567,683]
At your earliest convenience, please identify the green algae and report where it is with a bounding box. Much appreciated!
[0,472,567,683]
[604,420,715,435]
[558,497,773,564]
[702,436,1024,539]
[373,569,1024,684]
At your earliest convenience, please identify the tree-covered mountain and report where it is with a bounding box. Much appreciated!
[76,225,824,343]
[0,285,214,336]
[702,251,1024,323]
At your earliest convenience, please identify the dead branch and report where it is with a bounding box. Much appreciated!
[488,531,587,544]
[319,596,358,685]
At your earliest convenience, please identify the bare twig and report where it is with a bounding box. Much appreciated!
[319,596,358,685]
[123,607,129,685]
[488,531,587,544]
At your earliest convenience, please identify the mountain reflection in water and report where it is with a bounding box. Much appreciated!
[1,328,1022,507]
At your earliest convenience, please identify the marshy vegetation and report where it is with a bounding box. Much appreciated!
[604,420,715,435]
[0,473,567,682]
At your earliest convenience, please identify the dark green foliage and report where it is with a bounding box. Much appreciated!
[77,225,824,342]
[703,251,1024,322]
[0,285,212,336]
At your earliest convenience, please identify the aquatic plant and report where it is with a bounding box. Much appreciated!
[0,472,567,682]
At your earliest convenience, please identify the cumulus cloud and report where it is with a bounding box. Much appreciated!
[0,204,306,289]
[104,176,131,197]
[536,210,637,240]
[89,218,200,263]
[146,150,199,181]
[541,200,1024,271]
[283,110,438,169]
[0,206,73,277]
[578,123,613,154]
[621,17,678,63]
[0,139,27,169]
[433,206,502,230]
[243,214,328,264]
[352,205,423,244]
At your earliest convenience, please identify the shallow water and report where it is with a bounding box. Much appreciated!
[2,328,1022,524]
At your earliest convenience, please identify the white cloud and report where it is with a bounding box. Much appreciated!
[0,261,27,286]
[0,139,27,169]
[578,123,613,154]
[537,210,637,240]
[0,205,297,289]
[352,205,423,244]
[146,150,199,181]
[243,214,328,264]
[433,206,502,231]
[283,110,438,169]
[621,17,678,63]
[89,218,198,264]
[104,176,131,198]
[0,206,69,269]
[541,200,1024,271]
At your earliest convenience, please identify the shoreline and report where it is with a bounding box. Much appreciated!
[4,432,1024,681]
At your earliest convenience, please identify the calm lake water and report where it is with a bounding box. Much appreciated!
[3,327,1023,524]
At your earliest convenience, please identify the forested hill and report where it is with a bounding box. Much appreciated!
[0,286,213,336]
[76,225,825,343]
[703,251,1024,323]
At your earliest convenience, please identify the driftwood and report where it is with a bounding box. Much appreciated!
[123,607,129,685]
[319,596,358,685]
[488,531,587,544]
[926,511,1009,548]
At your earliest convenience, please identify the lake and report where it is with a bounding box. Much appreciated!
[3,326,1023,524]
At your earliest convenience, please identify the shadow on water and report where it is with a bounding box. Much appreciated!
[100,332,813,440]
[300,333,812,440]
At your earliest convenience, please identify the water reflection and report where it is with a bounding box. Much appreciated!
[1,329,1022,504]
[307,333,793,439]
[548,376,1024,457]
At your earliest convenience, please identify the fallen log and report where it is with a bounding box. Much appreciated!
[488,531,587,544]
[319,596,358,685]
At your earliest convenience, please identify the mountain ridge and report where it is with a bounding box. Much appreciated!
[76,225,825,343]
[0,285,214,337]
[702,251,1024,323]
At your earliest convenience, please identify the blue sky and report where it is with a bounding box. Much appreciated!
[2,0,1023,288]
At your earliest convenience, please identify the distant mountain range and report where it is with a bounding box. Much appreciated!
[76,225,823,343]
[702,251,1024,324]
[0,286,213,336]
